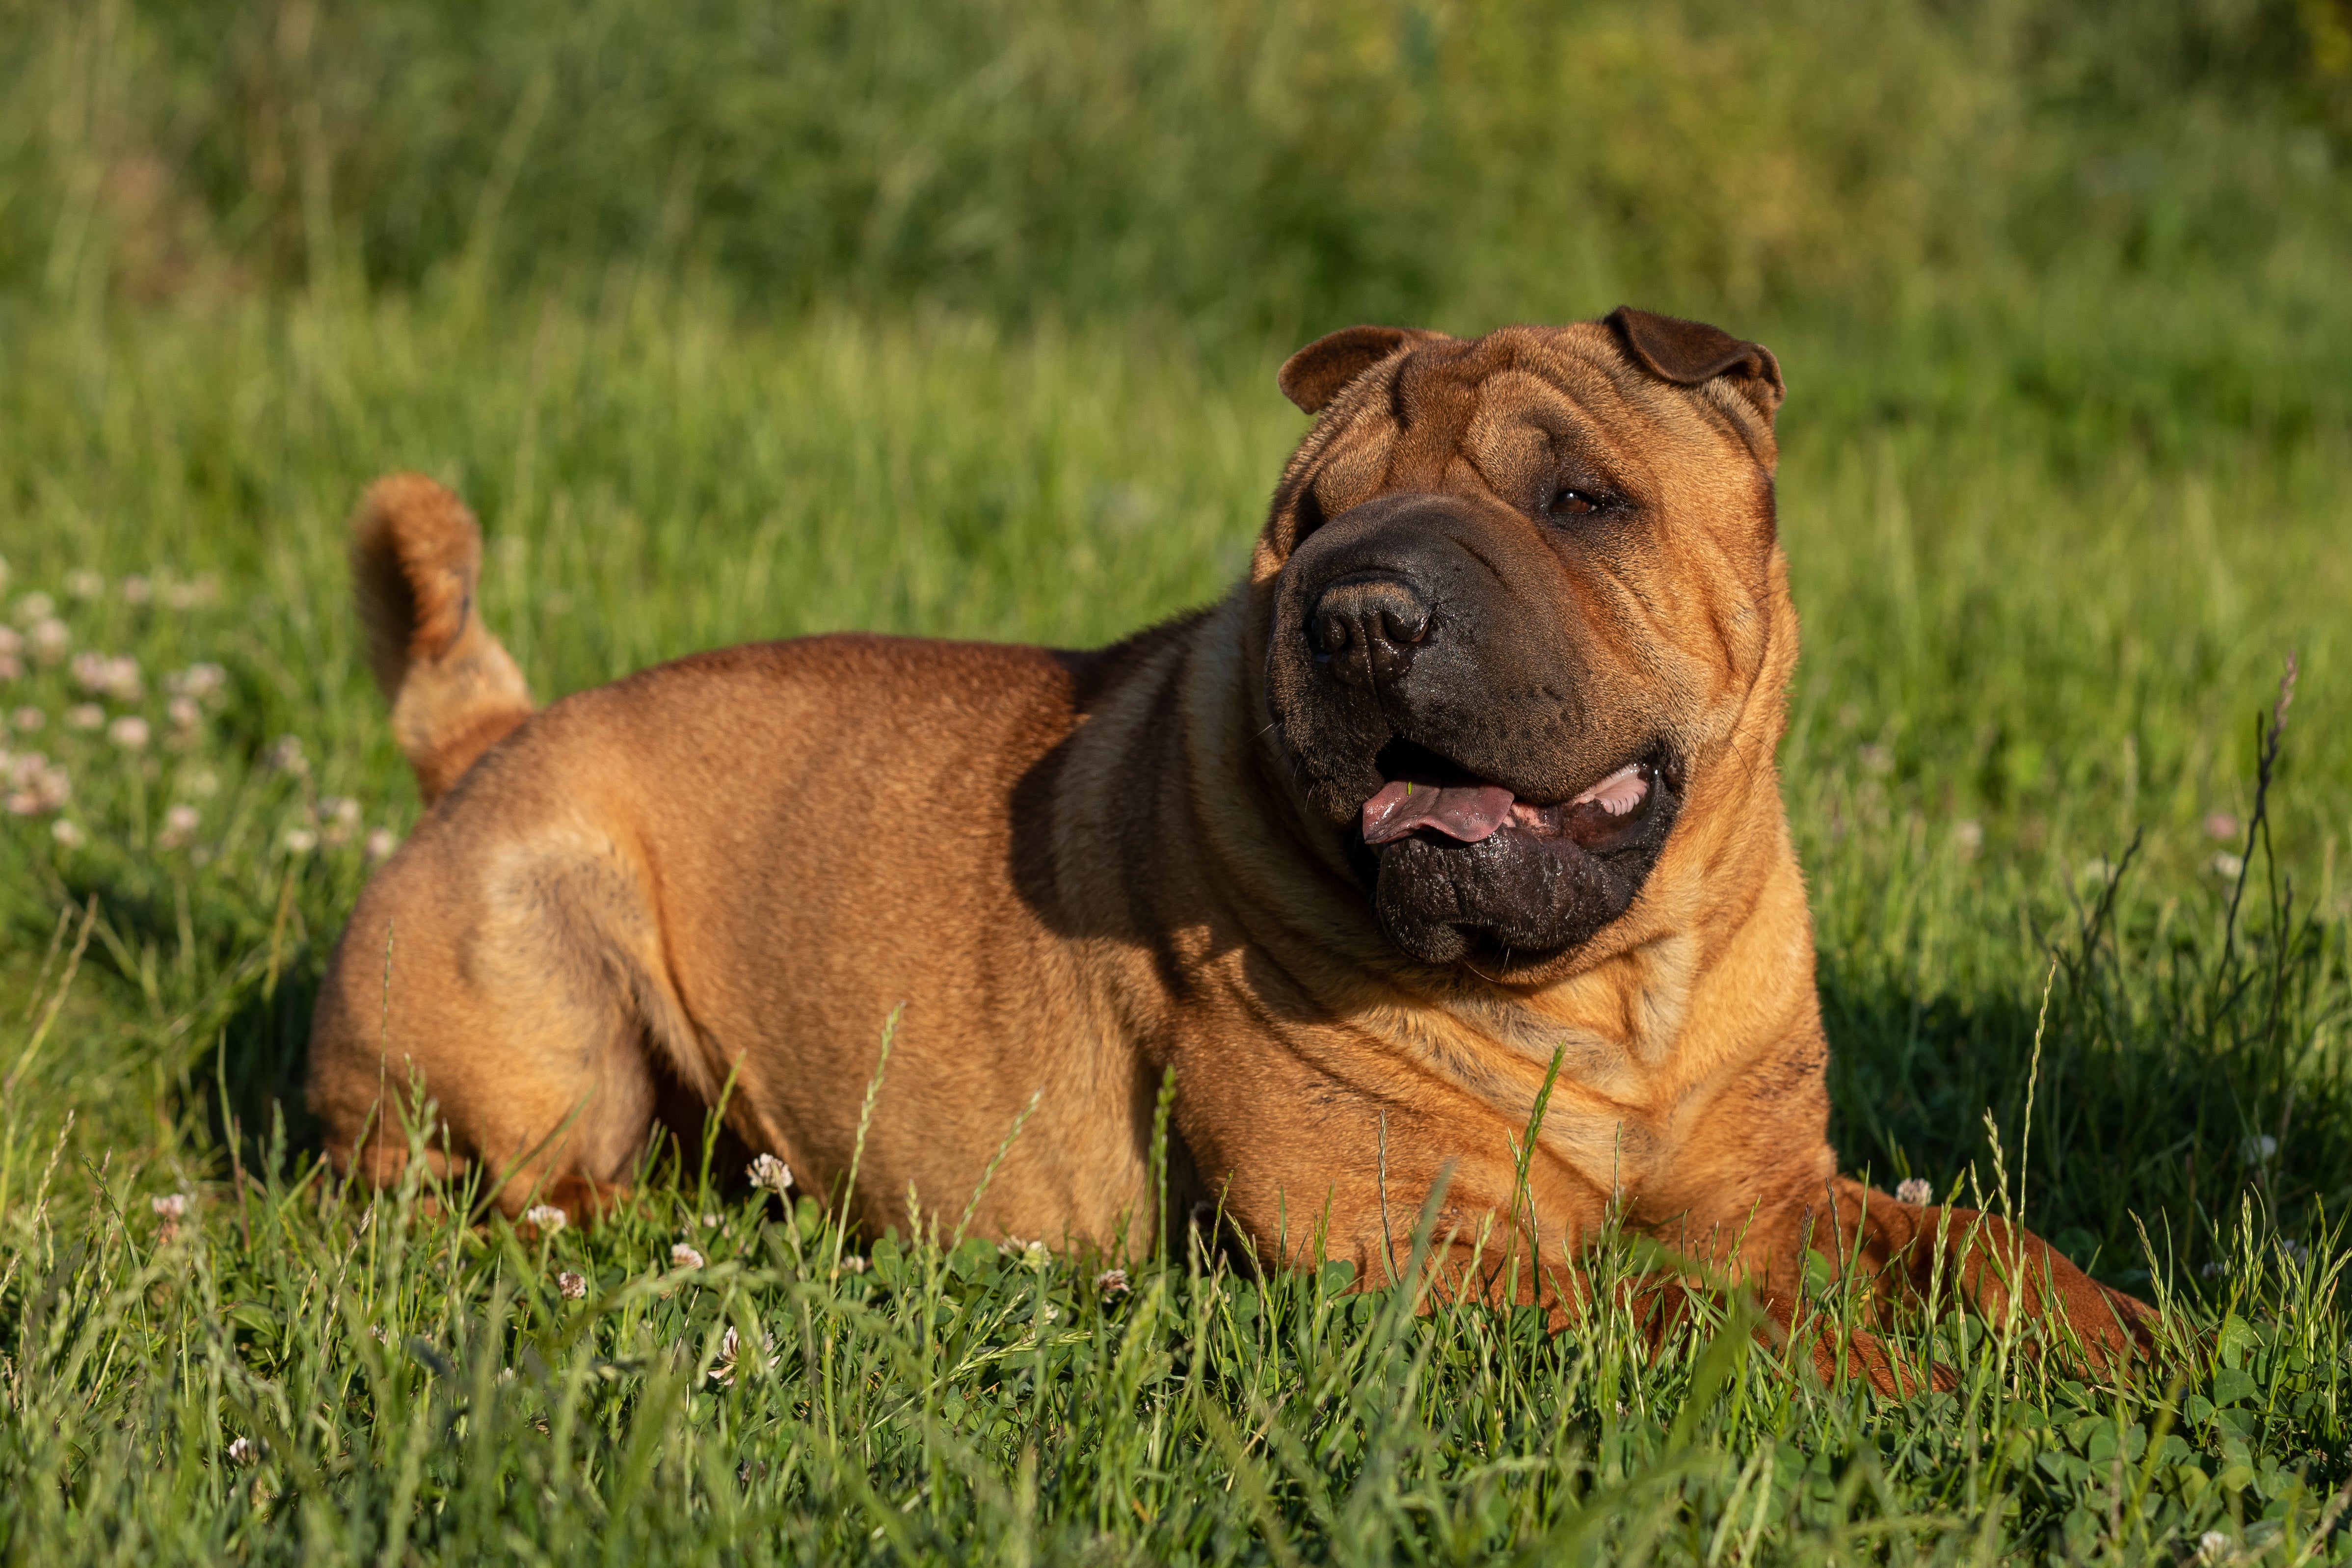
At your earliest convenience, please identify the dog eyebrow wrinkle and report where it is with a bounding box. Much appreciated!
[1388,355,1415,430]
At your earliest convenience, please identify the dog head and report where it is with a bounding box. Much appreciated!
[1253,309,1791,972]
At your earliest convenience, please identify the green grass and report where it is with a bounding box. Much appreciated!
[0,286,2348,1564]
[3,0,2352,1558]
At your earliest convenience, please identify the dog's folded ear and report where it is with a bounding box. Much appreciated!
[1279,325,1448,414]
[1604,306,1785,441]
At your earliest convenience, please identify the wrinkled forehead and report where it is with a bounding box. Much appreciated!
[1302,322,1729,513]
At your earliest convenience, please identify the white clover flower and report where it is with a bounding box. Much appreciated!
[0,625,19,661]
[50,818,84,850]
[65,703,104,730]
[364,825,398,862]
[700,1212,722,1230]
[267,735,308,776]
[282,826,318,854]
[2200,1260,2227,1279]
[2198,1530,2231,1563]
[2213,852,2245,879]
[521,1203,568,1234]
[2241,1134,2278,1166]
[15,592,55,624]
[152,1193,191,1219]
[226,1436,258,1467]
[746,1152,793,1192]
[0,654,17,682]
[166,695,202,744]
[1895,1177,1934,1206]
[4,751,70,814]
[709,1323,779,1386]
[163,573,220,610]
[838,1255,867,1275]
[9,705,43,733]
[1096,1268,1130,1295]
[64,570,104,600]
[1951,820,1982,859]
[71,652,142,702]
[167,662,227,702]
[120,574,151,606]
[558,1270,588,1300]
[670,1242,706,1270]
[320,795,362,846]
[108,715,150,751]
[157,803,201,850]
[29,618,69,664]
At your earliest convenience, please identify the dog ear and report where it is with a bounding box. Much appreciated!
[1604,306,1785,428]
[1279,325,1445,414]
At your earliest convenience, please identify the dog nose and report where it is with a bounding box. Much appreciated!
[1311,576,1432,690]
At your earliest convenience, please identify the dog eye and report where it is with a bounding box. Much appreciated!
[1549,487,1601,517]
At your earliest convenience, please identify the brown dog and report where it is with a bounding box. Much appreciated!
[309,308,2154,1386]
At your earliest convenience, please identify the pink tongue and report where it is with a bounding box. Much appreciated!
[1362,780,1516,846]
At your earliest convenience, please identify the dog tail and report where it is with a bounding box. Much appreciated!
[349,473,534,804]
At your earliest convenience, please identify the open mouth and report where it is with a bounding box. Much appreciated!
[1360,738,1658,850]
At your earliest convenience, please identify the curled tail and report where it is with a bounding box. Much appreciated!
[350,473,534,803]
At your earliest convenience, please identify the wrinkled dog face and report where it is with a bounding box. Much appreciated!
[1258,311,1788,969]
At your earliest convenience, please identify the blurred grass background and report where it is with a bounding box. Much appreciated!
[2,0,2351,1558]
